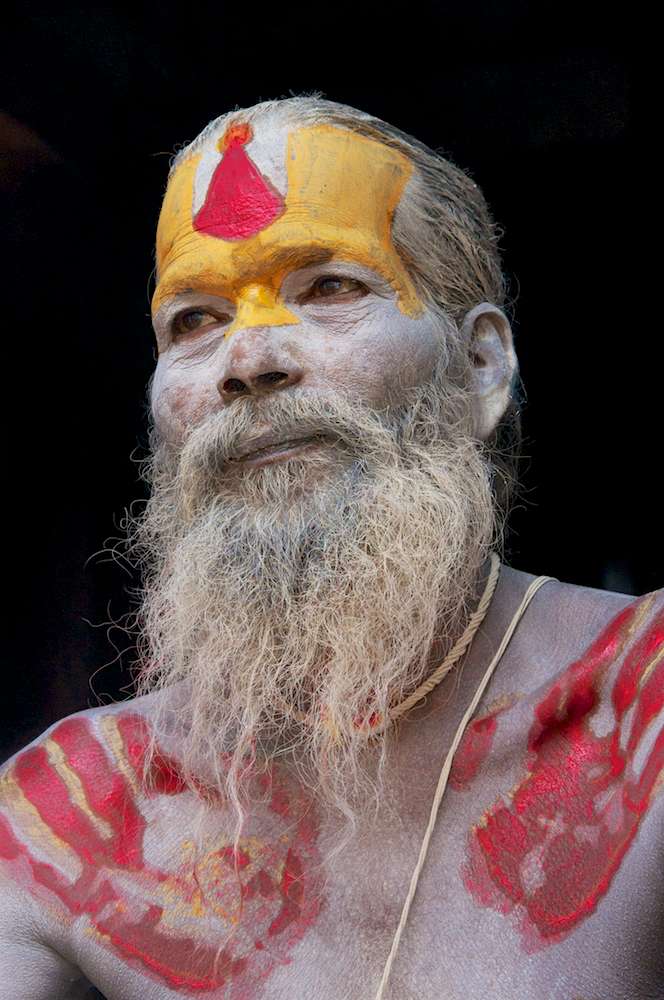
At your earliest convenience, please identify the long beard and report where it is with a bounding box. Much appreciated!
[128,359,498,831]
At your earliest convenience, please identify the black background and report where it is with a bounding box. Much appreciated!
[2,3,654,760]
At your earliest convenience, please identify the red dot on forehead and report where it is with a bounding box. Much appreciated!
[219,121,253,151]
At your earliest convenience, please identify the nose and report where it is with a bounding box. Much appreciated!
[217,331,304,403]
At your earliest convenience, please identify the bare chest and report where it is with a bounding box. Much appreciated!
[19,583,664,999]
[64,785,662,1000]
[63,699,663,1000]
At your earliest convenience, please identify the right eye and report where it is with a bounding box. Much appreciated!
[171,309,226,337]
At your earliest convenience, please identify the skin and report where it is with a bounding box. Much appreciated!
[0,121,661,1000]
[1,580,661,1000]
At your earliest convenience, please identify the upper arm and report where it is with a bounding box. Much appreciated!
[0,729,91,1000]
[0,875,90,1000]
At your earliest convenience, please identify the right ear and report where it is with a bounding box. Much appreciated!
[459,303,518,440]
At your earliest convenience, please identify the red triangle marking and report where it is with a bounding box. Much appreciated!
[194,123,284,241]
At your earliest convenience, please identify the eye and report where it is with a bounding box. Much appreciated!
[171,309,227,338]
[304,275,368,302]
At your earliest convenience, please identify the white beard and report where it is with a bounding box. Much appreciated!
[128,357,498,833]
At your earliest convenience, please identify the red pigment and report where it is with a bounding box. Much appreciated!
[194,121,284,240]
[449,697,514,792]
[464,599,664,950]
[0,713,321,995]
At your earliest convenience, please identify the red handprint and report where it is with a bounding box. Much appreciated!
[464,595,664,951]
[0,712,321,994]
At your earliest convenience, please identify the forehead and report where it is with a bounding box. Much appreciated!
[152,121,422,316]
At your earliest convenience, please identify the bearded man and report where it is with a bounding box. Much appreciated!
[0,97,661,1000]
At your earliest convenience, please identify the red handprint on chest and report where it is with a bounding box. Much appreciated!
[0,712,321,994]
[464,596,664,950]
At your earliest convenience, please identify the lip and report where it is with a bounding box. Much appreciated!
[230,434,327,468]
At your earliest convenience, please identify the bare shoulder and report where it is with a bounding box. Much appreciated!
[0,697,168,997]
[494,564,663,696]
[453,566,663,967]
[0,695,322,998]
[0,690,177,865]
[0,696,166,937]
[0,693,160,818]
[488,566,663,803]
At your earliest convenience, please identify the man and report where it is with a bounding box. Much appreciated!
[0,96,661,1000]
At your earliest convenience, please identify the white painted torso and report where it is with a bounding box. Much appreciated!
[2,568,662,1000]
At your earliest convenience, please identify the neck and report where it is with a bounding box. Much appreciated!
[414,553,497,693]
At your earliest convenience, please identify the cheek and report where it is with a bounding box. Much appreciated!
[390,320,442,386]
[151,362,218,443]
[341,312,442,403]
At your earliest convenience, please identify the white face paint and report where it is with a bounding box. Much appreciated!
[150,226,446,447]
[150,119,516,447]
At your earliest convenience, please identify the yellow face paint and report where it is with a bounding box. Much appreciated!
[153,124,423,333]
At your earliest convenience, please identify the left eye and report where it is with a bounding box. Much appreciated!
[305,275,367,301]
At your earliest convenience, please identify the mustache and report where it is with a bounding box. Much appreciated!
[169,390,410,472]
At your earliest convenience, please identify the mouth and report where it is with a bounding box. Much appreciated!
[230,434,330,469]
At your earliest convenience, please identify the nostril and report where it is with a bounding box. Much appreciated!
[222,377,248,394]
[255,371,289,387]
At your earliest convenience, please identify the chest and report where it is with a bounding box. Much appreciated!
[53,610,664,1000]
[66,807,662,1000]
[63,730,663,1000]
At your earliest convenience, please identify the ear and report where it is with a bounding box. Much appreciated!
[459,303,518,440]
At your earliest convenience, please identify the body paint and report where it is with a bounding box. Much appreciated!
[449,695,515,792]
[0,713,321,994]
[152,122,423,327]
[463,597,664,950]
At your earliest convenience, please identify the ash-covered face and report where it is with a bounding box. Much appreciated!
[150,121,443,448]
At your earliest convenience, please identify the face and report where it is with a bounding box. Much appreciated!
[150,120,444,448]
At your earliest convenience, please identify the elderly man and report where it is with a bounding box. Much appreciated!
[0,97,661,1000]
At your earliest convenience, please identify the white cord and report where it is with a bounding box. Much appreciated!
[373,570,556,1000]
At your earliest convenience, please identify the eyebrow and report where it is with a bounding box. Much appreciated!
[253,244,336,273]
[157,244,349,307]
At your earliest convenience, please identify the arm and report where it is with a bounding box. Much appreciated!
[0,726,95,1000]
[0,878,91,1000]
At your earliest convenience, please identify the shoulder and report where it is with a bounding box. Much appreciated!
[0,696,157,809]
[458,569,663,953]
[0,690,184,830]
[0,697,168,931]
[488,567,663,827]
[477,566,663,820]
[0,697,220,995]
[495,565,663,694]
